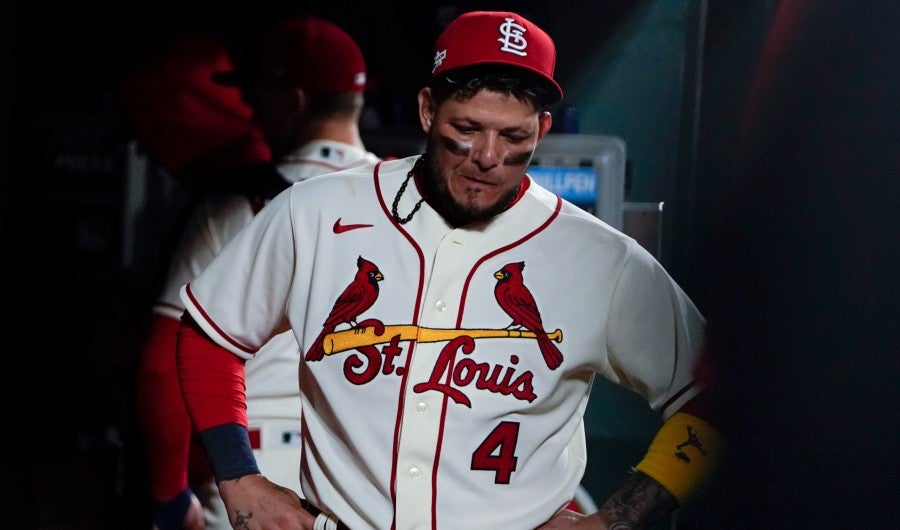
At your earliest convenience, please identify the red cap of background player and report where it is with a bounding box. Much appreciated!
[121,33,270,177]
[213,16,366,93]
[430,11,563,103]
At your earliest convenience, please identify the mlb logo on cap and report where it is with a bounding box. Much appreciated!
[430,11,563,103]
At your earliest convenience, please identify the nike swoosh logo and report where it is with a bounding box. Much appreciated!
[333,218,374,234]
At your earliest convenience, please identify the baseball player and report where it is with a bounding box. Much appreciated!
[174,10,724,530]
[123,32,273,530]
[129,17,379,530]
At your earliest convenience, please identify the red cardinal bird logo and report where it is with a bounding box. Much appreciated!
[305,256,384,361]
[494,262,563,370]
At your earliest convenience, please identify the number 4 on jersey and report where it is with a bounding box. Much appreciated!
[471,421,520,483]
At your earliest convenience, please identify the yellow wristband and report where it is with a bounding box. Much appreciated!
[633,412,726,505]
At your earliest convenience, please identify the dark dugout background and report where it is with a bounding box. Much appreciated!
[1,1,897,528]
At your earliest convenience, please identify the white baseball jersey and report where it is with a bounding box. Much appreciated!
[156,139,379,420]
[154,140,378,529]
[180,155,705,529]
[276,139,381,185]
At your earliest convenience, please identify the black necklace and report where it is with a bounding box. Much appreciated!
[391,157,426,224]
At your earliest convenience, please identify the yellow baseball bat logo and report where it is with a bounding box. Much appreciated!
[323,325,563,355]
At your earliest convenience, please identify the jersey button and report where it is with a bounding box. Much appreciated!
[408,467,420,478]
[416,402,428,413]
[435,300,446,312]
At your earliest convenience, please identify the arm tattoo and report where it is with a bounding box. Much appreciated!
[229,481,299,529]
[232,510,253,530]
[596,471,679,530]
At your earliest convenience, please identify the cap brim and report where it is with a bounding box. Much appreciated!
[435,61,563,104]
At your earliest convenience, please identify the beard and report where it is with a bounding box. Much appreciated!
[419,136,521,228]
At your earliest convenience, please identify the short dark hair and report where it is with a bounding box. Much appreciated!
[427,64,558,111]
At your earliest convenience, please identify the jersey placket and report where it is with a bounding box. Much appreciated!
[393,233,470,529]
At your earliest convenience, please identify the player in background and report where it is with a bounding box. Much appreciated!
[121,32,273,530]
[173,10,725,530]
[212,16,380,187]
[124,16,379,530]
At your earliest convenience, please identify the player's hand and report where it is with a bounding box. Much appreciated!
[180,493,205,530]
[536,509,609,529]
[151,488,205,530]
[217,474,315,529]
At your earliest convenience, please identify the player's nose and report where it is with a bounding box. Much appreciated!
[470,132,501,170]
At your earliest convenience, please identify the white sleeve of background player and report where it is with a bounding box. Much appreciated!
[604,239,706,419]
[179,189,297,360]
[154,194,256,319]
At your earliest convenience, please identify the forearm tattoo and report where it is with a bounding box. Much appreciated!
[596,471,679,530]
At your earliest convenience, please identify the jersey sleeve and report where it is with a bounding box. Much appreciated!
[136,313,192,500]
[139,194,258,497]
[155,194,255,319]
[179,187,297,358]
[604,240,706,419]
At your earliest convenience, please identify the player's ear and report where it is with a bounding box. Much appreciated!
[417,87,436,133]
[291,87,308,114]
[537,111,553,141]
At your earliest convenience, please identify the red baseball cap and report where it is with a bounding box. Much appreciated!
[121,33,270,177]
[213,16,366,94]
[431,11,563,103]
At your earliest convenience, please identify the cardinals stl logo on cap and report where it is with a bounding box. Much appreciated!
[497,17,529,56]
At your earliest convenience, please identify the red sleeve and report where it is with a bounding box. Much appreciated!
[136,314,191,500]
[176,313,248,432]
